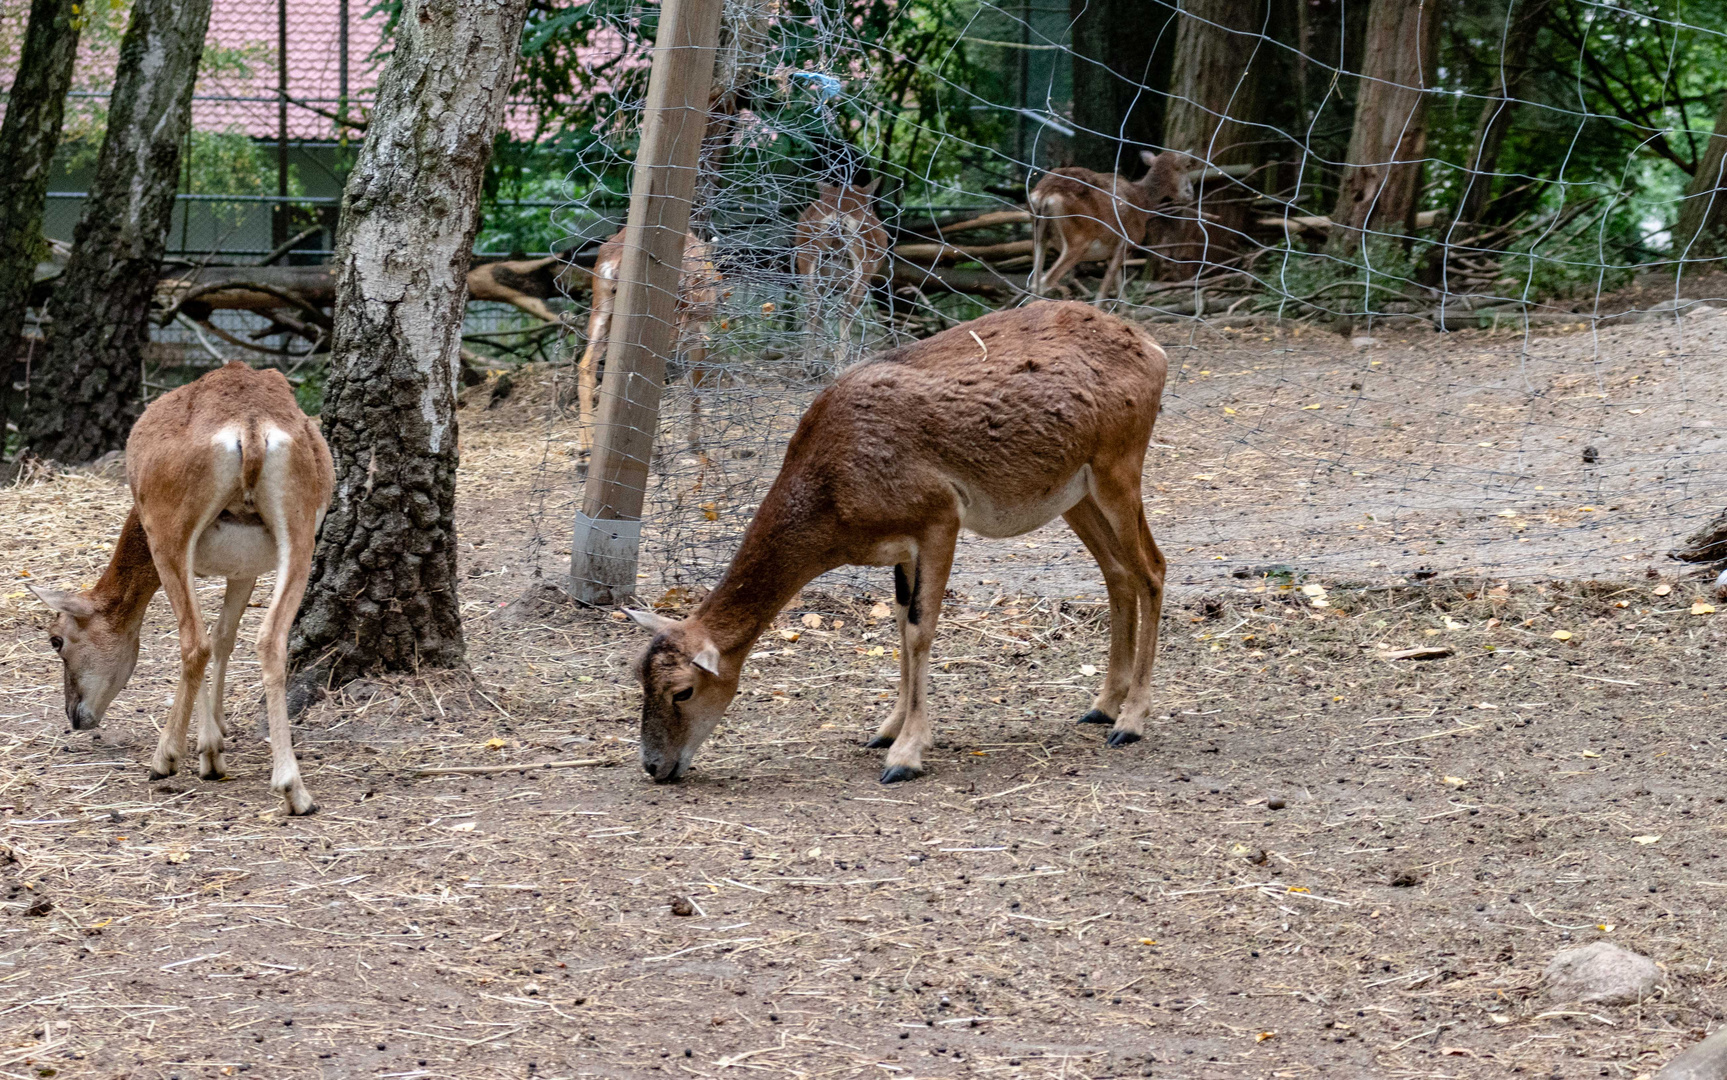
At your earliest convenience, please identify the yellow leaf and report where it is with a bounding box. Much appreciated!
[1496,510,1519,518]
[1691,601,1716,616]
[1631,835,1661,845]
[1598,923,1615,932]
[1579,505,1599,512]
[1654,583,1672,596]
[1442,775,1470,788]
[777,629,801,642]
[760,301,776,314]
[164,850,189,864]
[1223,407,1237,415]
[1300,584,1326,596]
[1287,886,1310,894]
[1138,938,1158,945]
[800,613,824,629]
[485,737,507,750]
[868,602,891,619]
[1301,403,1322,410]
[866,646,885,657]
[1191,473,1215,481]
[1551,630,1573,641]
[1256,1031,1276,1043]
[1581,750,1601,759]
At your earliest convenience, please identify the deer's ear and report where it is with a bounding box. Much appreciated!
[1140,149,1160,168]
[691,642,722,676]
[860,175,881,197]
[623,607,674,634]
[26,584,96,620]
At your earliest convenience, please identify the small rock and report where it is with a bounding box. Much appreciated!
[1582,445,1600,464]
[1265,798,1287,811]
[670,896,695,917]
[1655,1026,1727,1079]
[1544,941,1661,1005]
[1389,871,1421,888]
[22,899,52,917]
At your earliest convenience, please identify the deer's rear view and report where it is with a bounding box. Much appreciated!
[29,363,333,814]
[625,301,1169,784]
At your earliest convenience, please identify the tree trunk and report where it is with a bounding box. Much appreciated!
[288,0,529,689]
[1454,0,1550,228]
[17,0,212,464]
[1163,0,1267,169]
[1069,0,1175,171]
[1329,0,1441,253]
[0,0,81,410]
[1675,94,1727,261]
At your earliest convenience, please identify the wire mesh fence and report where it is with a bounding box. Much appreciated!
[527,0,1727,605]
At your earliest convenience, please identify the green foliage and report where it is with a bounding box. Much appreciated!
[1258,237,1425,318]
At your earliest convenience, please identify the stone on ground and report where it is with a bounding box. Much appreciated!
[1656,1028,1727,1080]
[1543,941,1661,1005]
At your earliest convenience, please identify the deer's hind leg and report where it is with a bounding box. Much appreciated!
[878,519,959,784]
[1062,497,1139,730]
[196,575,256,781]
[148,519,220,781]
[256,501,319,816]
[1087,472,1166,747]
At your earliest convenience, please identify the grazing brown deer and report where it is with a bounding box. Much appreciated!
[578,229,721,452]
[794,178,889,369]
[624,301,1168,784]
[1028,151,1193,302]
[28,363,333,815]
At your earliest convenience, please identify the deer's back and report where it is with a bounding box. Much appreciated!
[784,302,1165,517]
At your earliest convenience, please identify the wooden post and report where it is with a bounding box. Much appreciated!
[570,0,723,605]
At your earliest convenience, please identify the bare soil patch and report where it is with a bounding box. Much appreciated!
[2,318,1726,1079]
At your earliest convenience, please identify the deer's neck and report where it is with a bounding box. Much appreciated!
[695,481,838,661]
[93,509,162,632]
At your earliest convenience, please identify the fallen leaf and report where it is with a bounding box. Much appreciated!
[448,821,478,832]
[1287,886,1310,894]
[1488,1013,1512,1025]
[1138,938,1158,945]
[1441,775,1469,789]
[485,737,507,750]
[1654,583,1673,596]
[1079,664,1098,677]
[1256,1031,1276,1042]
[1631,835,1661,844]
[1300,584,1326,596]
[1191,473,1215,481]
[1551,630,1573,641]
[164,850,190,864]
[1598,923,1616,932]
[777,629,801,642]
[1496,510,1519,518]
[1301,403,1322,410]
[1443,616,1465,630]
[1691,601,1716,615]
[800,613,824,629]
[865,646,885,657]
[868,603,891,619]
[1581,750,1601,759]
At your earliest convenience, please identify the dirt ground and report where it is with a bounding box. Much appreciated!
[3,314,1727,1079]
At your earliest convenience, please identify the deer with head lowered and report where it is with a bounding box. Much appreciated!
[794,178,889,369]
[1029,151,1193,303]
[28,363,333,815]
[625,300,1168,784]
[578,229,721,453]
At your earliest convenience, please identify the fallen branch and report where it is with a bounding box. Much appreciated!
[413,758,606,777]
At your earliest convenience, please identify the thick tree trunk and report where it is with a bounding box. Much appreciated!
[1675,94,1727,261]
[0,0,81,398]
[1329,0,1441,253]
[1163,0,1267,169]
[288,0,528,688]
[17,0,212,463]
[1069,0,1175,171]
[1454,0,1550,228]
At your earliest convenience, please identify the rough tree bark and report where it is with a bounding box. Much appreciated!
[1069,0,1175,171]
[1329,0,1442,253]
[287,0,529,691]
[1674,93,1727,261]
[17,0,212,463]
[1163,0,1267,168]
[0,0,82,386]
[1454,0,1551,229]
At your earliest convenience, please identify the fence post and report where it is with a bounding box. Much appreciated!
[569,0,724,605]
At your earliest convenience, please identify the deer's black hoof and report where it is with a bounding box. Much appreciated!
[147,769,172,781]
[865,735,894,749]
[1078,709,1114,726]
[199,768,226,782]
[880,765,923,785]
[1105,729,1143,747]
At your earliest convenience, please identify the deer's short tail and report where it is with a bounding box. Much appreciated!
[239,417,265,512]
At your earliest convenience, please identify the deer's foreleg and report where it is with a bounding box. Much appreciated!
[1029,213,1047,296]
[879,522,958,784]
[148,547,210,782]
[577,297,612,455]
[196,575,256,781]
[1062,498,1139,728]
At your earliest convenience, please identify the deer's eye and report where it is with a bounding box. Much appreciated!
[672,687,694,703]
[49,636,63,652]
